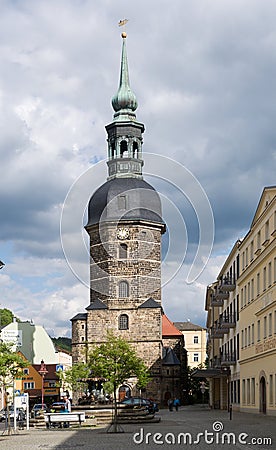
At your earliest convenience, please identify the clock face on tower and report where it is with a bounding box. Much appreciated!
[117,227,130,240]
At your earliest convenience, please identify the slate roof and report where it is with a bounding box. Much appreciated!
[162,347,180,365]
[86,299,108,310]
[86,177,165,228]
[174,321,206,331]
[138,298,161,308]
[70,313,87,322]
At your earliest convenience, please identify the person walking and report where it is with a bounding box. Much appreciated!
[168,398,173,411]
[173,397,180,411]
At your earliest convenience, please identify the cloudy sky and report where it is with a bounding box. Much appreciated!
[0,0,275,337]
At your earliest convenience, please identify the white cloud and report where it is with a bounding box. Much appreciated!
[0,0,275,336]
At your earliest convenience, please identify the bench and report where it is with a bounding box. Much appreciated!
[44,412,86,428]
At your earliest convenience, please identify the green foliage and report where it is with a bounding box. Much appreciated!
[0,308,16,327]
[56,362,90,398]
[88,331,150,395]
[0,342,28,382]
[51,337,72,352]
[0,343,29,434]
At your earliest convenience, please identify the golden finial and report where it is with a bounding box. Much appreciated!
[118,19,128,38]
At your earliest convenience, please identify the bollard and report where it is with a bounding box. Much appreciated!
[229,404,232,420]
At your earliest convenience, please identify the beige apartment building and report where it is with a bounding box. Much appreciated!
[239,186,276,415]
[203,241,240,411]
[174,321,207,369]
[199,186,275,416]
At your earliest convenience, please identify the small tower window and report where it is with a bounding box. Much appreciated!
[119,280,129,298]
[111,142,116,159]
[120,140,128,158]
[118,195,127,210]
[119,243,128,259]
[133,141,138,158]
[119,314,129,330]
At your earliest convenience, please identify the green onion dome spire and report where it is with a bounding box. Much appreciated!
[112,33,138,120]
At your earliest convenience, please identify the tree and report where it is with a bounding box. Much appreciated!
[0,343,28,435]
[0,308,15,327]
[88,331,150,432]
[56,362,90,401]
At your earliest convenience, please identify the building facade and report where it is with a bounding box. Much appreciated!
[71,33,185,404]
[239,186,276,415]
[204,242,241,411]
[200,186,275,415]
[174,321,207,369]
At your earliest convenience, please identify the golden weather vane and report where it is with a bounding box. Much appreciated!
[118,19,129,38]
[118,19,129,27]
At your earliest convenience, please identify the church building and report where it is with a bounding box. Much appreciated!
[71,32,186,404]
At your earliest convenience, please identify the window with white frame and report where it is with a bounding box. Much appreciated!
[263,267,267,291]
[23,382,35,389]
[269,313,272,336]
[193,336,199,344]
[193,353,199,362]
[268,262,272,287]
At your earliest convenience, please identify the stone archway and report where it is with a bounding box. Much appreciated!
[259,376,266,414]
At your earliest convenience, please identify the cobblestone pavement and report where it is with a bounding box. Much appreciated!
[0,405,275,450]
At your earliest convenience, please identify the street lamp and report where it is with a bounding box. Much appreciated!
[38,360,48,406]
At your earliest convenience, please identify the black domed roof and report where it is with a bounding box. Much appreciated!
[86,177,165,228]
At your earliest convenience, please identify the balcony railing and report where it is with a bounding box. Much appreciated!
[219,313,236,329]
[214,290,229,301]
[210,296,224,307]
[220,277,236,292]
[221,352,237,366]
[210,326,228,339]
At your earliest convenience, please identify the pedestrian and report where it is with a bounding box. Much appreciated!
[64,396,71,413]
[173,397,180,411]
[63,395,71,428]
[167,398,173,411]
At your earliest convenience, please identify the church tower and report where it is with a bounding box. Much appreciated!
[71,33,167,401]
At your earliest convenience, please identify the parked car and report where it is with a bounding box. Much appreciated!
[119,397,159,414]
[50,402,66,413]
[0,406,26,421]
[31,403,48,418]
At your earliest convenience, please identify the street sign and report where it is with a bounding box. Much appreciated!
[56,364,64,372]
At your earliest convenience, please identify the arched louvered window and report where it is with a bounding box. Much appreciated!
[133,141,138,158]
[119,280,129,298]
[120,140,128,158]
[119,314,129,330]
[119,243,128,259]
[111,142,116,159]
